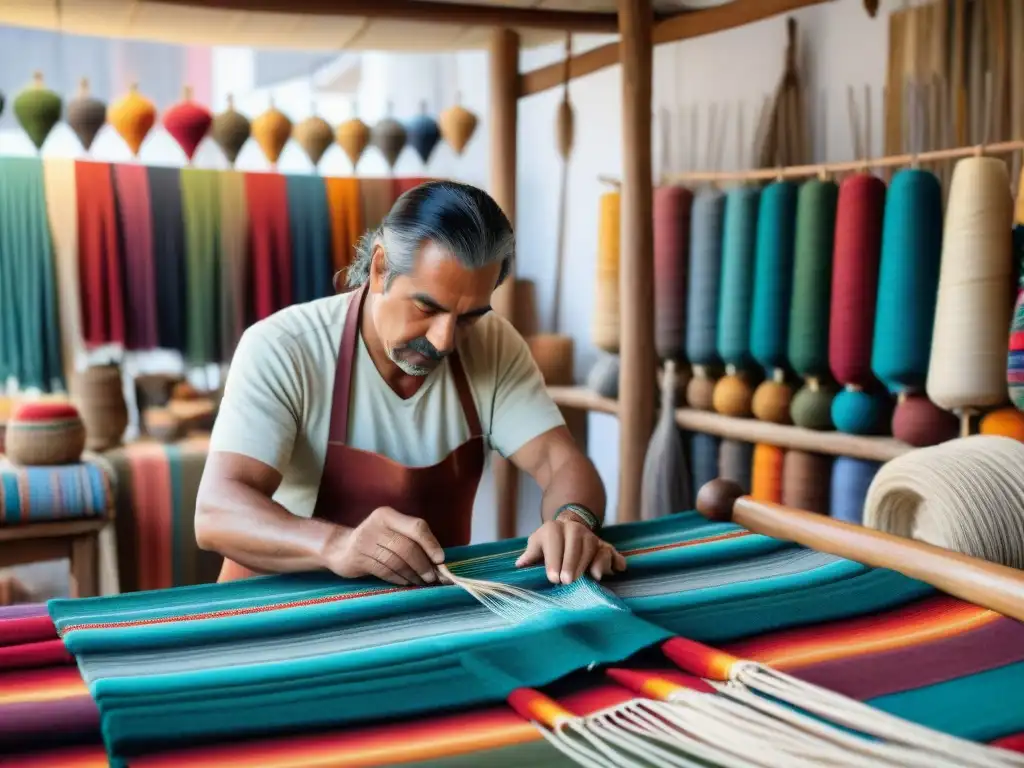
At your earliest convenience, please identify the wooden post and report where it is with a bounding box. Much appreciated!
[616,0,656,523]
[489,27,520,539]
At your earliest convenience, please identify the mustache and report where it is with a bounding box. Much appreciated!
[403,336,447,361]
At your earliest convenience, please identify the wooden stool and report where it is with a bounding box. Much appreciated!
[0,518,120,598]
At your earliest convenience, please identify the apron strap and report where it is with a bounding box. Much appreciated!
[327,282,366,444]
[448,352,483,439]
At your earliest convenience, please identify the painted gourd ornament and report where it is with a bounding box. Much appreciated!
[252,100,293,165]
[66,78,107,152]
[294,113,334,167]
[336,113,370,170]
[439,100,478,155]
[211,94,251,165]
[404,102,441,165]
[163,86,213,162]
[371,104,407,170]
[108,83,157,157]
[14,72,63,151]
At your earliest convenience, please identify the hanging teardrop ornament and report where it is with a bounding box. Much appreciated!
[66,77,107,152]
[252,97,293,165]
[294,109,334,168]
[163,85,213,162]
[211,94,251,166]
[555,97,574,161]
[108,82,157,157]
[336,102,370,170]
[13,71,63,151]
[0,89,5,119]
[405,100,441,165]
[439,93,478,155]
[371,102,407,171]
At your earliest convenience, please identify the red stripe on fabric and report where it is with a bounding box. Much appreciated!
[0,639,72,672]
[0,617,57,647]
[993,733,1024,753]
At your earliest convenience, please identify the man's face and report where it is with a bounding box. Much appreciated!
[369,241,500,376]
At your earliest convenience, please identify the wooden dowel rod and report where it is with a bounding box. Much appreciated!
[697,480,1024,625]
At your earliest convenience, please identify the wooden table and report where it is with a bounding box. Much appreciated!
[0,518,119,598]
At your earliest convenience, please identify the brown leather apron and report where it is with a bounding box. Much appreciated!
[218,283,486,582]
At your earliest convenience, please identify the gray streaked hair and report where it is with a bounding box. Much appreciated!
[344,180,515,290]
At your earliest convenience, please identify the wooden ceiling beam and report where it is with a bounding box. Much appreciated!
[518,0,834,97]
[149,0,621,33]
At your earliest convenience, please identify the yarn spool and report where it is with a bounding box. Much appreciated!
[685,190,726,409]
[71,365,129,452]
[891,392,957,447]
[713,186,760,418]
[829,173,889,435]
[979,407,1024,441]
[252,101,293,166]
[641,361,691,520]
[211,95,251,166]
[781,450,831,514]
[3,401,86,466]
[592,191,621,354]
[527,334,573,387]
[294,114,334,167]
[653,186,693,361]
[718,439,753,494]
[13,72,62,151]
[439,100,478,155]
[750,443,784,503]
[829,457,881,525]
[750,181,798,424]
[163,86,213,162]
[927,157,1015,435]
[66,78,107,152]
[107,83,156,157]
[371,107,408,170]
[336,114,371,170]
[405,102,442,165]
[586,354,619,399]
[788,179,839,429]
[863,435,1024,568]
[689,432,720,496]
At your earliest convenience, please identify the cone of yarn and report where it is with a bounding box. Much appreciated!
[527,334,573,386]
[371,107,407,170]
[13,72,62,150]
[685,374,716,411]
[790,377,837,431]
[592,191,621,353]
[294,114,334,167]
[251,101,293,165]
[685,190,726,411]
[750,181,798,423]
[829,457,880,524]
[979,407,1024,441]
[71,365,129,451]
[3,401,86,466]
[586,354,619,399]
[405,102,442,165]
[891,393,958,446]
[107,83,156,156]
[750,443,784,503]
[863,435,1024,568]
[66,78,107,152]
[831,387,890,434]
[641,361,691,520]
[653,185,693,360]
[927,158,1015,422]
[718,439,753,494]
[162,86,212,162]
[788,179,838,429]
[211,94,251,165]
[782,450,831,513]
[439,101,478,155]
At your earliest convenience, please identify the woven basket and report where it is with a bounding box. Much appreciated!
[72,365,128,451]
[4,401,87,466]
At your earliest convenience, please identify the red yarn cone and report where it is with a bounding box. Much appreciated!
[163,86,213,162]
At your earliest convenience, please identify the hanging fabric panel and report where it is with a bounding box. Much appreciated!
[286,175,333,304]
[147,167,187,354]
[112,164,160,351]
[180,169,223,365]
[245,172,292,321]
[75,161,126,349]
[219,170,249,358]
[359,178,398,231]
[325,177,363,281]
[42,158,82,379]
[0,158,64,392]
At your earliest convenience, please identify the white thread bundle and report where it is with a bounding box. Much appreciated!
[862,435,1024,569]
[436,564,560,622]
[926,157,1015,412]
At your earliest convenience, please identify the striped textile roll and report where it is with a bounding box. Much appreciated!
[653,186,693,360]
[180,169,223,365]
[0,457,112,524]
[829,456,881,525]
[593,191,621,353]
[286,175,334,304]
[112,164,159,350]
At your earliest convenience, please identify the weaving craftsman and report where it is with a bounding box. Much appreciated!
[197,180,620,588]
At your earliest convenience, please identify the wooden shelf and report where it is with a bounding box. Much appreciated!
[547,386,912,463]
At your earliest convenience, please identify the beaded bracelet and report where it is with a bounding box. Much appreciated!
[554,503,600,531]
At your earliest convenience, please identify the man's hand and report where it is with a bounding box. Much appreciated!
[514,517,626,584]
[323,507,445,587]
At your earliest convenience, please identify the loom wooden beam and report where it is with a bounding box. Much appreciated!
[489,28,521,541]
[149,0,621,32]
[616,0,655,524]
[518,0,833,98]
[696,479,1024,625]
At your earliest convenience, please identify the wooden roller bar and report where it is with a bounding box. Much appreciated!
[696,479,1024,625]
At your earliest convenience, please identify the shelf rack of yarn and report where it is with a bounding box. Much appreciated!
[828,172,891,435]
[750,180,798,424]
[871,168,958,446]
[712,185,760,418]
[926,156,1017,438]
[684,189,726,410]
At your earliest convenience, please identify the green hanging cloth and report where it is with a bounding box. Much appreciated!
[180,169,223,366]
[0,157,65,391]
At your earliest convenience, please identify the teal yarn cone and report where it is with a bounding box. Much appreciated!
[717,185,760,369]
[831,386,889,435]
[685,190,726,368]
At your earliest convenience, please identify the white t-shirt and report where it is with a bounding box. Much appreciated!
[209,290,566,519]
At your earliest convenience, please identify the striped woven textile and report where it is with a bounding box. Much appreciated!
[1,514,1021,765]
[0,458,113,525]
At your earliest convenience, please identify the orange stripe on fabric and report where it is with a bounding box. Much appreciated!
[0,666,87,705]
[621,529,749,557]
